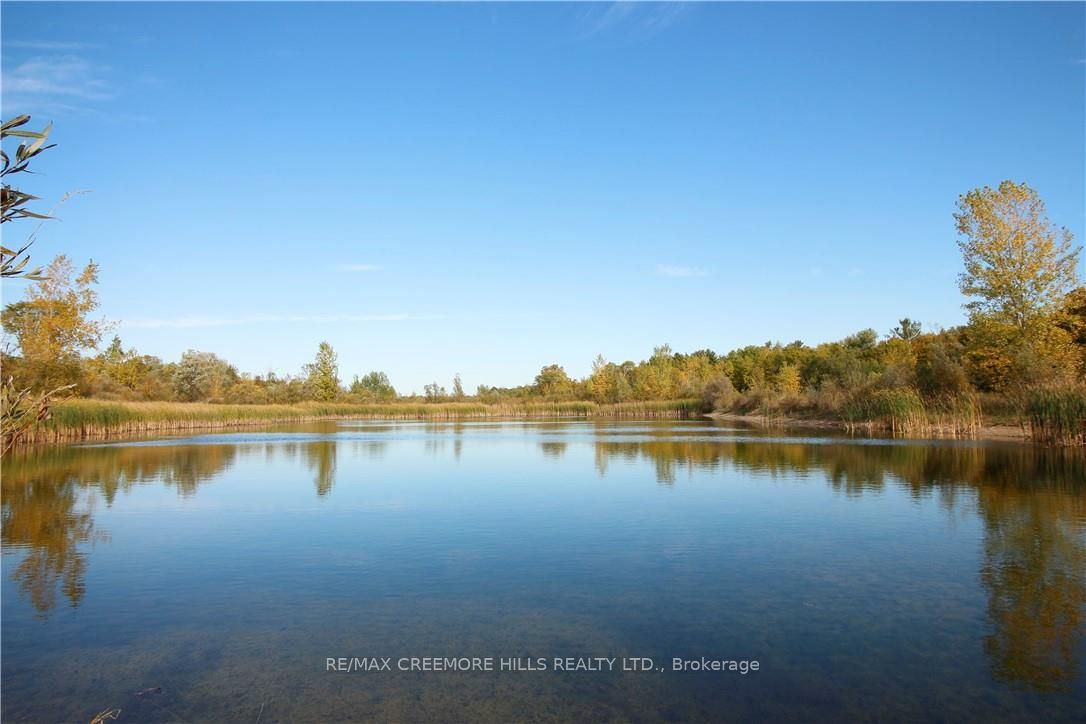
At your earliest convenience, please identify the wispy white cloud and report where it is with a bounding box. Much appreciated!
[585,1,638,35]
[578,1,689,40]
[640,3,687,33]
[2,55,113,108]
[848,267,865,277]
[4,40,103,51]
[120,313,444,329]
[333,263,383,273]
[656,264,709,278]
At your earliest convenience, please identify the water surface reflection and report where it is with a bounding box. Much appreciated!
[2,421,1083,720]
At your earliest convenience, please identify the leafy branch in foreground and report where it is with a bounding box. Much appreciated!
[0,114,80,455]
[2,115,56,280]
[0,377,74,454]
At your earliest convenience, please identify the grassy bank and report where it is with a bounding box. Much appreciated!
[15,391,1084,447]
[20,398,704,445]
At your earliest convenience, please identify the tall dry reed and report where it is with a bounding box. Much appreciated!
[1027,387,1086,446]
[13,398,702,446]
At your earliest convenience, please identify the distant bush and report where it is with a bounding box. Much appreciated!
[702,375,737,411]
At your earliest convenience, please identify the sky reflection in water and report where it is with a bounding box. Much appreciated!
[2,420,1084,722]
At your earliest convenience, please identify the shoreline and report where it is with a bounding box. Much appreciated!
[708,412,1032,442]
[11,399,702,447]
[3,398,1044,448]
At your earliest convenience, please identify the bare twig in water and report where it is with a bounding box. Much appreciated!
[90,708,121,724]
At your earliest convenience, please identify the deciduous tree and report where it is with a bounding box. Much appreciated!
[2,255,106,389]
[173,350,238,402]
[304,342,340,401]
[534,364,573,399]
[350,371,396,401]
[955,181,1083,388]
[956,181,1081,330]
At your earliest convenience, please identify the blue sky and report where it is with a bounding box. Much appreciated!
[2,2,1083,393]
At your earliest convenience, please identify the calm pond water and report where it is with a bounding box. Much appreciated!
[2,419,1084,722]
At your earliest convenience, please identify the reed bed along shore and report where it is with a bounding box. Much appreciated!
[20,398,704,445]
[716,389,989,440]
[840,389,983,439]
[1027,387,1086,446]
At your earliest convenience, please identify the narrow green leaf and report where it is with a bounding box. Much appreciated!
[0,115,31,132]
[3,129,46,138]
[15,209,52,220]
[25,122,52,156]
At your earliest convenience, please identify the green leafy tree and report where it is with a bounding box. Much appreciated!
[350,371,396,401]
[534,364,574,399]
[915,335,970,398]
[452,373,465,400]
[173,351,238,402]
[92,336,139,389]
[891,318,922,342]
[587,357,635,403]
[423,382,447,402]
[633,344,677,400]
[88,336,171,398]
[304,342,340,401]
[263,371,306,404]
[224,377,271,405]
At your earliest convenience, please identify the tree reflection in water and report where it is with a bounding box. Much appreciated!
[2,444,237,618]
[978,483,1085,691]
[1,474,93,617]
[304,441,337,497]
[590,435,1085,691]
[2,432,1082,691]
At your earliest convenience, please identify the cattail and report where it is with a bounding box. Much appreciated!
[1027,388,1086,446]
[14,399,701,445]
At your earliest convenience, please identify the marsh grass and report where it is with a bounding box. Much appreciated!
[840,388,980,438]
[19,398,702,445]
[1027,388,1086,446]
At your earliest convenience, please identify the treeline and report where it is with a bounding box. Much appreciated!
[3,295,1082,415]
[2,248,1084,443]
[0,334,400,406]
[1,112,1083,444]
